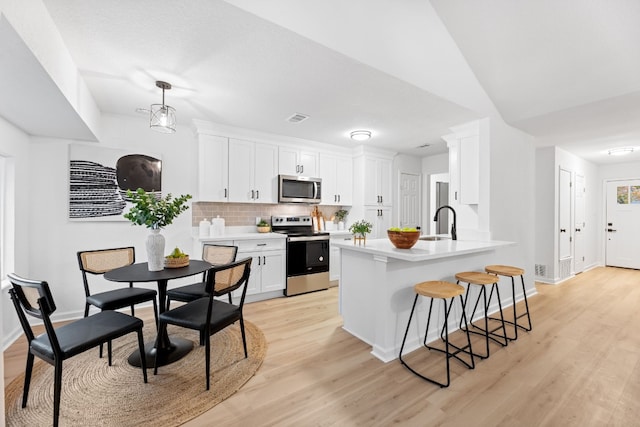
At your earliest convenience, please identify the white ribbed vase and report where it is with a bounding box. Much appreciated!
[146,229,165,271]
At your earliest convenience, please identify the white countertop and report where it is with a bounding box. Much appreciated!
[194,232,286,242]
[332,237,515,262]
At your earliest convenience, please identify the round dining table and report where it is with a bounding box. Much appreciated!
[104,260,212,368]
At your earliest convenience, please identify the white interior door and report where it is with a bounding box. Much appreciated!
[606,180,640,268]
[573,174,585,273]
[399,172,420,228]
[558,168,572,260]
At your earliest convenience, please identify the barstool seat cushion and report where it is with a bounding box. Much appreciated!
[414,281,465,299]
[485,265,525,277]
[455,271,497,285]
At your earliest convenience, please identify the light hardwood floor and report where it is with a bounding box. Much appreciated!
[5,266,640,426]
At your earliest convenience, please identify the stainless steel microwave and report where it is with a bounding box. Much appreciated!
[278,175,322,203]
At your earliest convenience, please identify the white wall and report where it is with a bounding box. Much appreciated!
[0,115,31,426]
[488,115,536,293]
[21,114,199,324]
[535,146,600,283]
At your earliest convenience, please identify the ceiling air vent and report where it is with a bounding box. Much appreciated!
[416,143,431,149]
[286,113,309,123]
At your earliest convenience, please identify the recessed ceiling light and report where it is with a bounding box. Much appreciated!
[608,147,634,156]
[350,130,371,141]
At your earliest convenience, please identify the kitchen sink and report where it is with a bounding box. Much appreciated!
[419,235,450,241]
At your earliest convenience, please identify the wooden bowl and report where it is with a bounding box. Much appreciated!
[257,226,271,233]
[387,230,420,249]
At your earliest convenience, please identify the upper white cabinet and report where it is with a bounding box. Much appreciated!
[198,134,229,202]
[363,156,392,206]
[443,122,479,205]
[279,147,318,177]
[228,138,278,203]
[319,153,353,206]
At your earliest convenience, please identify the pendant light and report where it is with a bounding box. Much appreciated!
[150,81,176,133]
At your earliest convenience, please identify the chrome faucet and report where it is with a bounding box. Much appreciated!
[433,205,457,240]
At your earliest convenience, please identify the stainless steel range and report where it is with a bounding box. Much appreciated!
[271,215,330,296]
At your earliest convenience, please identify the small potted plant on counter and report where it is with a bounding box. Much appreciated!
[335,209,348,230]
[349,219,373,245]
[257,219,271,233]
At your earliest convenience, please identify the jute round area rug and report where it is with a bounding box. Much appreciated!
[4,321,266,426]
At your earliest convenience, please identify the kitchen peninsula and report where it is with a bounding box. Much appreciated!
[333,237,517,362]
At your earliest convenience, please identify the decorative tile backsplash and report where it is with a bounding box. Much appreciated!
[192,202,347,226]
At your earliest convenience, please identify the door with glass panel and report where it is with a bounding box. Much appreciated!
[606,180,640,269]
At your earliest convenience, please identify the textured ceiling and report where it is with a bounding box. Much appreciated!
[37,0,640,164]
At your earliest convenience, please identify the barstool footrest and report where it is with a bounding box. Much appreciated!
[427,342,475,370]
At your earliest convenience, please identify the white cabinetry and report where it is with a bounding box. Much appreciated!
[364,207,392,239]
[235,239,285,296]
[197,134,228,202]
[196,236,286,301]
[279,147,318,177]
[443,122,479,205]
[228,138,278,203]
[320,153,353,206]
[363,157,392,206]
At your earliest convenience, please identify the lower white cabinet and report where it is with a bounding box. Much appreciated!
[242,250,285,295]
[233,238,286,297]
[196,236,286,300]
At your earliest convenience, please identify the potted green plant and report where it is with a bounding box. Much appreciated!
[349,219,373,245]
[124,188,192,271]
[257,219,271,233]
[334,209,348,230]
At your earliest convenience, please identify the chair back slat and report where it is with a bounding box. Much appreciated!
[202,244,238,266]
[78,247,135,274]
[207,257,252,297]
[7,273,62,352]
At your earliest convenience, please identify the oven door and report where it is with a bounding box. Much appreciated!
[287,237,329,277]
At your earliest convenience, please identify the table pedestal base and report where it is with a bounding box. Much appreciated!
[128,337,194,368]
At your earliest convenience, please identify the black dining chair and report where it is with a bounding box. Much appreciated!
[166,244,238,310]
[154,257,252,390]
[7,272,148,427]
[78,246,158,358]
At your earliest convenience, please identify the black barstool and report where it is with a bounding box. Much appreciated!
[399,280,474,388]
[456,271,509,359]
[485,265,532,340]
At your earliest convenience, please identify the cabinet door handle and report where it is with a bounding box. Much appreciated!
[256,190,259,199]
[257,256,261,266]
[560,229,566,233]
[263,256,266,264]
[251,190,255,199]
[257,243,267,246]
[338,195,341,202]
[296,165,299,173]
[455,191,458,201]
[224,188,227,198]
[380,196,383,204]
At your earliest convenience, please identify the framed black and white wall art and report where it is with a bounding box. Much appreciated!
[69,144,162,220]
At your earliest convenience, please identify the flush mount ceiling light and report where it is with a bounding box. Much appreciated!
[350,130,371,141]
[150,81,176,133]
[607,147,634,156]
